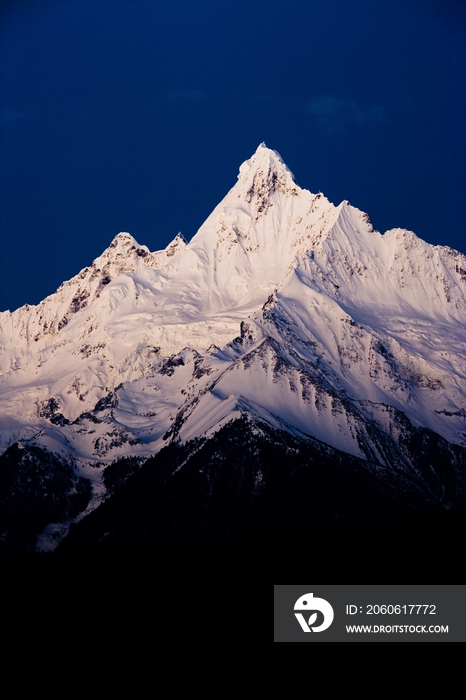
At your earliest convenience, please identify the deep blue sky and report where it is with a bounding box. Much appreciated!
[1,0,465,312]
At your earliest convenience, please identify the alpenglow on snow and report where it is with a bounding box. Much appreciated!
[1,143,466,551]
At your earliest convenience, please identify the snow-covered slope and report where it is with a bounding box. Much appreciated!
[0,145,341,441]
[1,143,466,550]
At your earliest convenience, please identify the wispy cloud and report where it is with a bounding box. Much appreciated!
[162,89,207,105]
[308,95,386,134]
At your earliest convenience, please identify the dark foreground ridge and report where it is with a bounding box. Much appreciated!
[57,417,465,560]
[0,443,91,551]
[2,413,466,570]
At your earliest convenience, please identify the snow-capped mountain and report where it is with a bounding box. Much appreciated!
[1,143,466,552]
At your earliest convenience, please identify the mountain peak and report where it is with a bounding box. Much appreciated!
[164,232,188,257]
[2,146,466,555]
[171,232,188,246]
[108,231,140,248]
[237,143,296,188]
[96,232,151,267]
